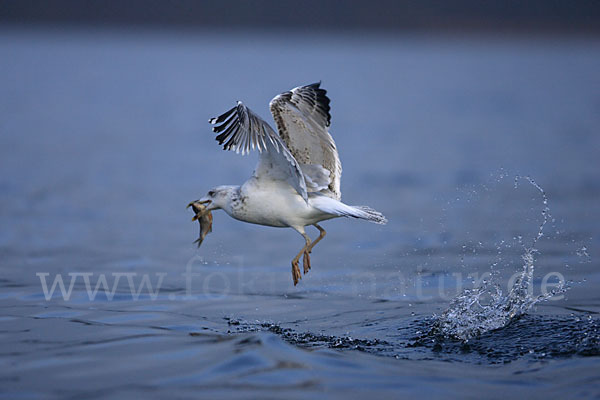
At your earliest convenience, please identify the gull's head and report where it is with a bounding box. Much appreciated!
[198,185,238,211]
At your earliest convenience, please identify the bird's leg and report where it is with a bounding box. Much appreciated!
[306,224,327,254]
[291,233,311,285]
[303,224,325,275]
[302,250,310,275]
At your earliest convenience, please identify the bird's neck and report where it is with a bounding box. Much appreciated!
[222,186,243,216]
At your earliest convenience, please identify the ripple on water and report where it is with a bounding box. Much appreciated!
[410,314,600,363]
[225,313,600,365]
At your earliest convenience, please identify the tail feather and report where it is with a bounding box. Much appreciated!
[310,194,387,225]
[350,205,388,225]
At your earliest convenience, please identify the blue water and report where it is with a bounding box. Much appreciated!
[1,27,599,398]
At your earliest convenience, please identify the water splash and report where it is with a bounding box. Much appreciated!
[576,246,591,263]
[433,176,568,341]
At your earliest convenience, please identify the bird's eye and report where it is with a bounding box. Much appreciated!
[208,190,215,197]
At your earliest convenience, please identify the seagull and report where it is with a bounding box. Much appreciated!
[193,82,386,285]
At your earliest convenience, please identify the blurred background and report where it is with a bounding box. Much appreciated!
[2,0,600,33]
[1,0,598,281]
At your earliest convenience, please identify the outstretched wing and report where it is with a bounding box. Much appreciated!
[269,82,342,200]
[209,101,308,201]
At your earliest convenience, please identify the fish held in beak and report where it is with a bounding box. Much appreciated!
[187,200,213,248]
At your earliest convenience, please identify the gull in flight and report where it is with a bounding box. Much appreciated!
[191,82,386,285]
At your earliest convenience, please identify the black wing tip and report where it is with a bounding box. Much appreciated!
[209,101,260,153]
[304,81,331,126]
[209,104,241,145]
[209,104,238,126]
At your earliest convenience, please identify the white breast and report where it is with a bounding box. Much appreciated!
[229,177,327,228]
